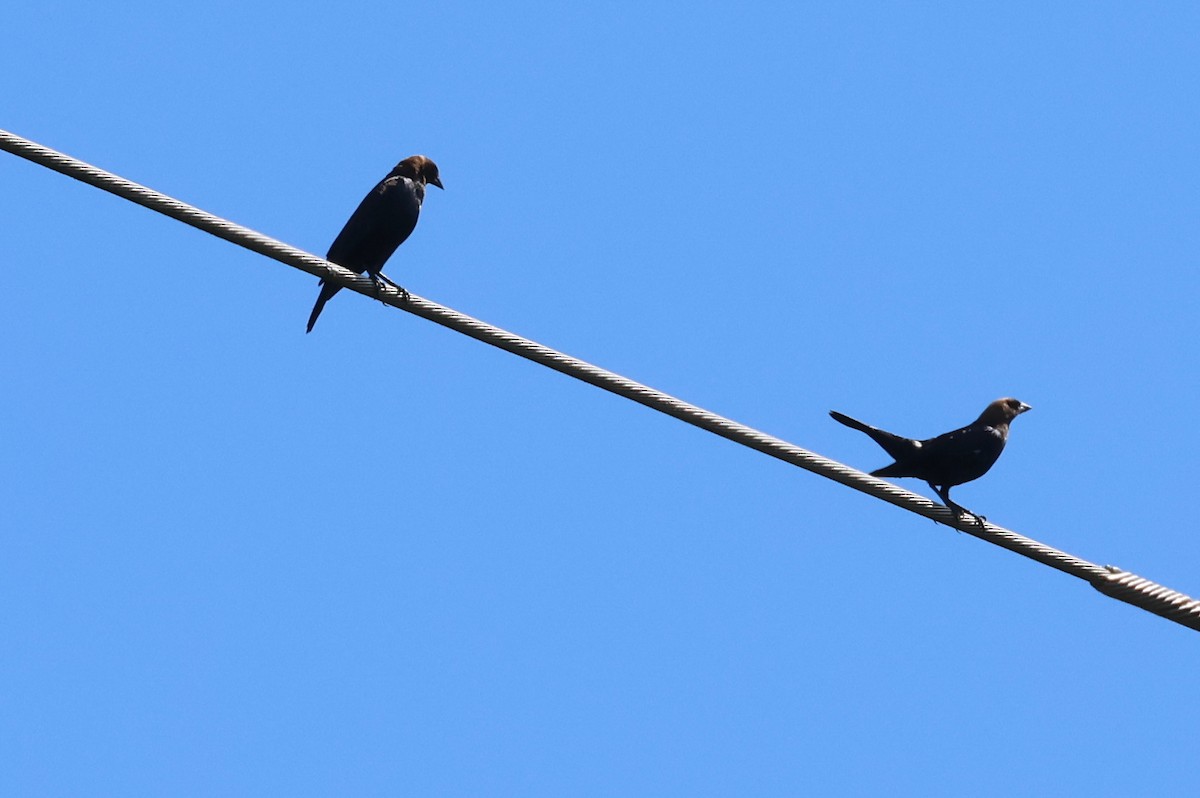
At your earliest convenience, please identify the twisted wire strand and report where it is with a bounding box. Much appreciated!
[3,128,1196,632]
[1093,568,1200,630]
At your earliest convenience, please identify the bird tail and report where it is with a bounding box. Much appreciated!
[829,410,875,435]
[305,280,340,334]
[828,410,918,464]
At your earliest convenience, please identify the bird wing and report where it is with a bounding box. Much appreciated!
[915,424,1007,485]
[326,176,423,274]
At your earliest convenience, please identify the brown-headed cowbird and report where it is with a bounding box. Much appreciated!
[306,155,443,333]
[829,397,1031,520]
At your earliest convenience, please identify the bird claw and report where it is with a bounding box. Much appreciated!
[948,505,987,529]
[370,274,410,304]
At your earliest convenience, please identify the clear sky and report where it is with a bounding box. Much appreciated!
[4,3,1199,795]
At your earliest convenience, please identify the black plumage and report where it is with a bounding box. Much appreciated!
[829,397,1031,519]
[306,155,443,333]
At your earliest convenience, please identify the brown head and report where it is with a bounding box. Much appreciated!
[394,155,444,189]
[976,397,1032,428]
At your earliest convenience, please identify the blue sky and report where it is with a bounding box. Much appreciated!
[3,3,1199,795]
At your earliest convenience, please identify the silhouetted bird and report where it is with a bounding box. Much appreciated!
[829,397,1031,520]
[306,155,443,333]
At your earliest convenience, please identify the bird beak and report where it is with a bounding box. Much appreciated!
[1018,402,1032,414]
[429,176,444,190]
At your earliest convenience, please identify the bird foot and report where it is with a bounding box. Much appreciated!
[371,274,410,303]
[948,505,987,529]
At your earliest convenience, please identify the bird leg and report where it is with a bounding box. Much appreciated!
[369,271,410,303]
[925,482,961,530]
[932,484,986,528]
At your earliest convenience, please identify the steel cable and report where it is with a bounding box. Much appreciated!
[3,128,1196,632]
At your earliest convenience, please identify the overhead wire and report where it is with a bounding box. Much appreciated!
[2,127,1197,632]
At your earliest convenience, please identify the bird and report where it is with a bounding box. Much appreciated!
[829,397,1032,521]
[306,155,443,333]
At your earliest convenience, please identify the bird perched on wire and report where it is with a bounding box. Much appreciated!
[306,155,443,333]
[829,397,1032,522]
